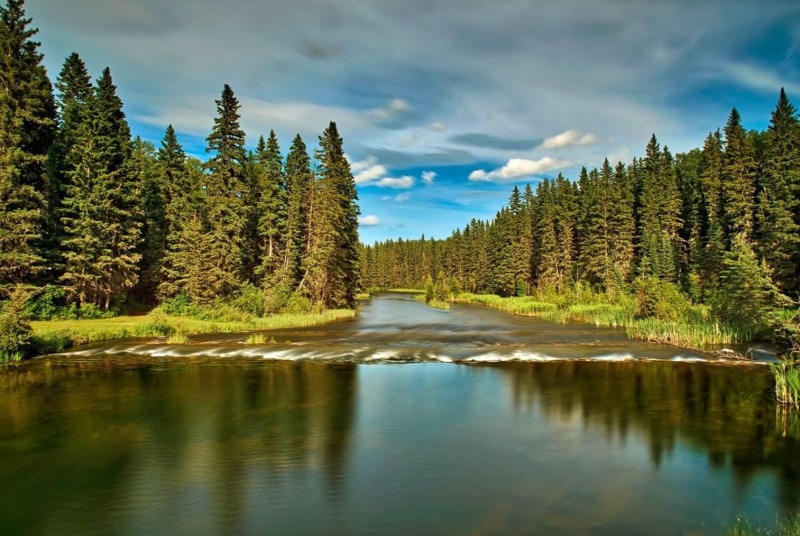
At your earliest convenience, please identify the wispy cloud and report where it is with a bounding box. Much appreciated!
[359,215,381,226]
[421,171,437,184]
[469,157,571,182]
[718,62,800,95]
[541,130,597,149]
[376,176,415,189]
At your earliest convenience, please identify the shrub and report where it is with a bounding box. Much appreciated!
[146,309,173,336]
[160,293,195,316]
[0,288,32,363]
[263,283,293,314]
[283,293,312,314]
[632,276,691,321]
[233,283,266,317]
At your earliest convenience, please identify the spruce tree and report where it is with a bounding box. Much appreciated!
[282,134,312,289]
[253,130,286,285]
[756,89,800,293]
[60,68,140,309]
[204,84,248,297]
[0,0,56,289]
[303,122,360,308]
[722,108,757,244]
[130,137,163,302]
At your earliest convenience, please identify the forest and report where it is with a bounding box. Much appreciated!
[0,0,361,361]
[361,91,800,358]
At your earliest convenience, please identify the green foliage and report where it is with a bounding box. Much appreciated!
[726,514,800,536]
[771,361,800,408]
[424,275,434,303]
[632,275,692,321]
[245,333,275,345]
[145,308,172,337]
[283,293,312,314]
[0,287,31,362]
[711,236,791,336]
[263,283,293,314]
[232,283,266,318]
[166,332,189,344]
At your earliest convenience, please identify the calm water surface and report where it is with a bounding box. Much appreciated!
[1,294,797,535]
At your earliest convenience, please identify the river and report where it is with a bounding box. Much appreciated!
[1,293,796,535]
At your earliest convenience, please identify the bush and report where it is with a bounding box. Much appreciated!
[21,284,67,320]
[160,293,195,316]
[233,283,266,317]
[145,309,173,336]
[263,283,293,314]
[0,288,32,363]
[632,276,691,321]
[283,293,312,314]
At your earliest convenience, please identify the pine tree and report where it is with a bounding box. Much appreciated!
[609,162,635,286]
[722,108,757,244]
[756,89,800,293]
[303,122,360,308]
[130,137,163,302]
[580,161,615,289]
[204,84,248,297]
[253,130,287,285]
[60,68,140,309]
[0,0,56,289]
[50,53,92,277]
[282,134,312,288]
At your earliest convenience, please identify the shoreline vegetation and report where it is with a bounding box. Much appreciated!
[26,308,355,358]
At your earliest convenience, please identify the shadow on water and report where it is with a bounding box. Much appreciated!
[490,361,800,513]
[0,361,358,535]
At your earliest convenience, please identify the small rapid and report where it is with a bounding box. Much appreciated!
[46,293,772,366]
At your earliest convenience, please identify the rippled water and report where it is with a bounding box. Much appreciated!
[1,294,796,535]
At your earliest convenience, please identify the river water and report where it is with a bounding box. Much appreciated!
[1,294,797,535]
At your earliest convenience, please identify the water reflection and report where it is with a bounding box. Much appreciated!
[0,361,357,535]
[495,361,800,512]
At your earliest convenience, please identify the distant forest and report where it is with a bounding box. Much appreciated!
[0,0,360,313]
[362,90,800,336]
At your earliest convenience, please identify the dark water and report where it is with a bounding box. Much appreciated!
[1,294,797,535]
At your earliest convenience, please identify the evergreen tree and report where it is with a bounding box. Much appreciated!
[756,89,800,293]
[722,108,757,244]
[303,122,360,308]
[282,134,312,288]
[50,53,92,276]
[204,84,248,297]
[130,137,163,302]
[60,68,140,309]
[253,130,286,285]
[0,0,56,289]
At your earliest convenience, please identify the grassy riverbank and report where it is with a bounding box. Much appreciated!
[452,293,757,350]
[26,309,356,357]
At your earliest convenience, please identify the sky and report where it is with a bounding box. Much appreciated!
[26,0,800,244]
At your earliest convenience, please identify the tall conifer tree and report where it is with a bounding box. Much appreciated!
[0,0,56,288]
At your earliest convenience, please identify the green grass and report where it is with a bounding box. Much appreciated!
[456,293,754,349]
[166,332,190,344]
[427,299,450,310]
[355,292,371,300]
[771,362,800,408]
[28,309,355,357]
[245,333,276,345]
[727,514,800,535]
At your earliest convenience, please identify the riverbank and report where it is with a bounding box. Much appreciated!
[27,309,356,357]
[452,293,756,351]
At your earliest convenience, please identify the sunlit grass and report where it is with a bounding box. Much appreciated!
[427,299,450,310]
[386,288,424,293]
[28,309,355,356]
[245,333,276,345]
[771,362,800,408]
[166,332,189,344]
[456,293,753,349]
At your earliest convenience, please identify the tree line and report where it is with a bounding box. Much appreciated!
[362,91,799,334]
[0,0,361,314]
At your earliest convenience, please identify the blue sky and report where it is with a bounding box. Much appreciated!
[27,0,800,243]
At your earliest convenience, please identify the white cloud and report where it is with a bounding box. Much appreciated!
[421,171,437,184]
[377,175,415,189]
[394,193,411,202]
[718,62,800,95]
[469,157,571,182]
[365,98,411,123]
[359,215,381,226]
[541,130,598,149]
[350,156,389,184]
[429,122,447,132]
